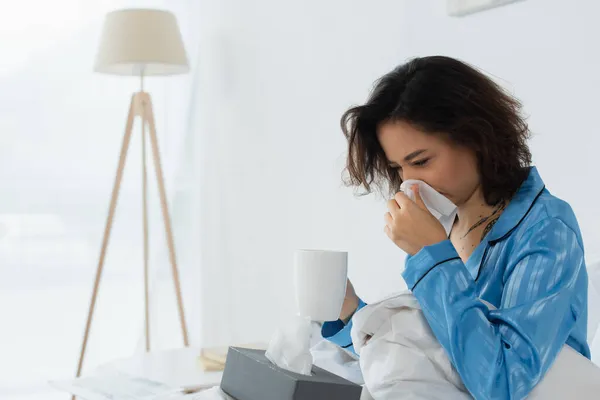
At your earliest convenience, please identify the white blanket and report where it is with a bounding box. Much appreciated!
[350,291,600,400]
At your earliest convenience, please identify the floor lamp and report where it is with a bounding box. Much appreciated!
[74,8,190,385]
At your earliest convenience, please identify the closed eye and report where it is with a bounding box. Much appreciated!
[412,158,430,167]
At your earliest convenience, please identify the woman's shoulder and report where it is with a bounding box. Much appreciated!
[493,167,582,245]
[519,188,583,244]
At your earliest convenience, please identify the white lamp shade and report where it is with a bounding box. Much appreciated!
[95,9,189,76]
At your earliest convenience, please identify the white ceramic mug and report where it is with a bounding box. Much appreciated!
[293,249,348,322]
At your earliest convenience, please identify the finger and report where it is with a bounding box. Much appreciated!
[346,279,355,295]
[412,185,428,211]
[384,212,393,225]
[393,191,411,208]
[384,224,392,238]
[386,198,401,215]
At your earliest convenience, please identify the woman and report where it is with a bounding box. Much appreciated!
[322,56,590,399]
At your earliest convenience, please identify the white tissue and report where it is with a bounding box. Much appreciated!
[265,315,314,376]
[400,179,457,236]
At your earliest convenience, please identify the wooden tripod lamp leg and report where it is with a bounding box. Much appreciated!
[74,94,137,391]
[141,104,151,353]
[141,93,190,346]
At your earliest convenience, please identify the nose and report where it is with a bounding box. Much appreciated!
[401,168,420,182]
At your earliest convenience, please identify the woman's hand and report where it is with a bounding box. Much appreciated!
[339,279,359,323]
[384,185,447,255]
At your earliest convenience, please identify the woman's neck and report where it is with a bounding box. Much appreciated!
[455,185,497,233]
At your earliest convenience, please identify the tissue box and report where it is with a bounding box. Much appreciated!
[220,347,362,400]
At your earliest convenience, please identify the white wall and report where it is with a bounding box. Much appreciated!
[190,0,600,348]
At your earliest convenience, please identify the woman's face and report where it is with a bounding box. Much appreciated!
[377,120,480,206]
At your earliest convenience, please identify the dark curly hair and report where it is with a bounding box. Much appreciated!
[342,56,531,206]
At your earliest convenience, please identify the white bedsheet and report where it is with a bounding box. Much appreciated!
[347,291,600,400]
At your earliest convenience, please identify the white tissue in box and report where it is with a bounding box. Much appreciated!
[265,316,314,376]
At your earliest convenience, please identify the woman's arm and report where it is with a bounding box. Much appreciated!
[403,217,588,400]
